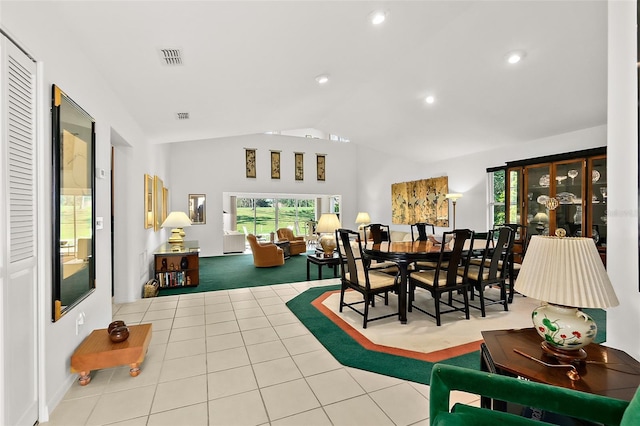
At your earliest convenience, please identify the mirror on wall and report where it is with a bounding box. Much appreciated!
[52,85,96,321]
[189,194,206,224]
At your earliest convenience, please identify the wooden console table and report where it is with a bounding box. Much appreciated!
[481,328,640,402]
[71,323,152,385]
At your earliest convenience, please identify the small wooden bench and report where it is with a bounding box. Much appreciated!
[71,323,152,385]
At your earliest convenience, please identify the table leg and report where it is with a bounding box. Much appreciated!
[129,363,141,377]
[318,264,323,280]
[78,371,91,386]
[398,262,409,324]
[333,263,338,278]
[306,259,311,280]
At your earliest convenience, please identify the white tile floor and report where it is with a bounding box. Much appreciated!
[46,279,479,426]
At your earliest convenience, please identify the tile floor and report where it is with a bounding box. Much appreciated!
[46,279,479,426]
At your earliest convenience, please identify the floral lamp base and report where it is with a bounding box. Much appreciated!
[532,303,597,363]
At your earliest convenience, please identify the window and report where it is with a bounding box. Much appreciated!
[236,197,316,237]
[488,169,506,227]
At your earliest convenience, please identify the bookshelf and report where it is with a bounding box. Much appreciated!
[153,241,199,288]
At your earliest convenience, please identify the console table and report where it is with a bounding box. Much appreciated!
[481,328,640,404]
[306,253,340,280]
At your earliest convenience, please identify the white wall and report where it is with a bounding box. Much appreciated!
[166,134,357,257]
[605,0,640,360]
[1,2,165,417]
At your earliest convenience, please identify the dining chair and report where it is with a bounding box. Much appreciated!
[411,222,435,241]
[462,226,513,316]
[363,223,390,244]
[493,223,527,302]
[335,228,399,328]
[305,220,318,248]
[408,229,474,326]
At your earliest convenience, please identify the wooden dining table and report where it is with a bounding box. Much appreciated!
[363,240,444,324]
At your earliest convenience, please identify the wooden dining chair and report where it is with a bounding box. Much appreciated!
[408,229,474,326]
[462,226,513,316]
[411,222,435,242]
[335,228,399,328]
[363,223,390,244]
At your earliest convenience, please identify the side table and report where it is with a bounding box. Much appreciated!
[306,253,340,280]
[481,328,640,403]
[274,240,291,259]
[71,323,152,385]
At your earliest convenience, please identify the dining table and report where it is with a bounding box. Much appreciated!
[363,240,445,324]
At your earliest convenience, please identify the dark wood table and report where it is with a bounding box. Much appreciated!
[363,241,443,324]
[306,253,340,280]
[274,241,290,259]
[481,328,640,402]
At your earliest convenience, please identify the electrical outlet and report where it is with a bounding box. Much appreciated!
[96,217,104,230]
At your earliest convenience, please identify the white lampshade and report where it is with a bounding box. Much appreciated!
[316,213,341,234]
[316,213,341,256]
[355,212,371,225]
[515,236,619,361]
[161,211,192,228]
[445,193,463,202]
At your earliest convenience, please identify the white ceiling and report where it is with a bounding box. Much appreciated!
[53,1,607,163]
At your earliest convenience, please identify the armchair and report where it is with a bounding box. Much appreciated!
[276,228,307,255]
[429,363,638,425]
[246,234,285,267]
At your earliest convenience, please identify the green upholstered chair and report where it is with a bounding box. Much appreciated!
[429,363,640,426]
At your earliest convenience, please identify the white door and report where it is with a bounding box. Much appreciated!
[0,34,39,426]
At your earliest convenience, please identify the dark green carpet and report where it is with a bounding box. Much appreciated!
[158,252,321,295]
[286,286,607,385]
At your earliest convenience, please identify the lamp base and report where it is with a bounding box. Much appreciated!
[319,234,337,257]
[532,303,596,363]
[168,228,184,251]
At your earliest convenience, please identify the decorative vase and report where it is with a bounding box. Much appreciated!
[161,258,167,272]
[532,303,597,360]
[107,320,126,334]
[109,326,130,343]
[180,256,189,270]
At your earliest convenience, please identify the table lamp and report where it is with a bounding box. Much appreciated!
[161,211,192,251]
[316,213,341,257]
[514,235,619,363]
[445,193,462,229]
[355,212,371,230]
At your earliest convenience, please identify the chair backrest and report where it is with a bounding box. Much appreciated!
[411,222,435,241]
[277,228,294,241]
[364,223,390,244]
[246,233,259,250]
[495,222,528,260]
[336,228,368,288]
[436,229,473,288]
[306,221,317,237]
[480,227,514,280]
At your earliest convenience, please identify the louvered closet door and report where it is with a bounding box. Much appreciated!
[0,34,38,426]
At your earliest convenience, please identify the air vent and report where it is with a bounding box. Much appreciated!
[159,49,183,65]
[176,112,190,120]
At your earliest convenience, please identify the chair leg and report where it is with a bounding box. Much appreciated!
[363,294,370,329]
[434,292,442,326]
[339,287,345,312]
[501,282,509,311]
[408,282,415,312]
[478,285,486,317]
[463,287,470,319]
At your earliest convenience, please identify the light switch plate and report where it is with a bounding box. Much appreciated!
[96,217,104,229]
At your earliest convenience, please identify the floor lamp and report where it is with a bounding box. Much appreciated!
[445,193,462,229]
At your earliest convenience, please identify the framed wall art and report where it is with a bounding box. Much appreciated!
[271,150,281,179]
[153,175,164,231]
[317,154,326,181]
[295,152,304,181]
[162,186,168,225]
[189,194,206,224]
[144,174,154,229]
[245,148,256,178]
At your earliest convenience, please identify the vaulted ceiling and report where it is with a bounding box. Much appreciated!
[51,1,606,162]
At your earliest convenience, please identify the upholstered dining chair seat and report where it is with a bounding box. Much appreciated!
[460,264,502,282]
[411,269,464,286]
[346,270,397,290]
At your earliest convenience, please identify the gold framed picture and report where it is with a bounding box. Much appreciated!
[295,152,304,181]
[317,154,326,181]
[162,187,168,224]
[144,174,153,229]
[271,151,281,179]
[153,175,163,231]
[245,148,256,178]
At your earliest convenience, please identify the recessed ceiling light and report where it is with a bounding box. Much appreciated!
[425,96,436,104]
[315,74,330,85]
[506,51,526,64]
[369,10,387,25]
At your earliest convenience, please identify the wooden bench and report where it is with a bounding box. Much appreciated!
[70,323,152,385]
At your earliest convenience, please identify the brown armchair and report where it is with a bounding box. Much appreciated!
[276,228,306,255]
[246,234,285,267]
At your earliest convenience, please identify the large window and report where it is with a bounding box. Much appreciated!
[236,197,316,237]
[488,169,506,227]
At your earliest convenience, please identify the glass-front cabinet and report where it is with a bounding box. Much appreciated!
[505,148,606,265]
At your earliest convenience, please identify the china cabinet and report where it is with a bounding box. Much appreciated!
[504,148,606,264]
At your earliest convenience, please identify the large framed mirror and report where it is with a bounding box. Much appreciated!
[52,85,96,321]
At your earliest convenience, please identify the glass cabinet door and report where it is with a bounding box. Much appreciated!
[506,168,521,225]
[524,164,551,237]
[589,156,607,247]
[554,160,585,237]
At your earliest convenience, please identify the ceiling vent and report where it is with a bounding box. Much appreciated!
[159,49,183,65]
[176,112,190,120]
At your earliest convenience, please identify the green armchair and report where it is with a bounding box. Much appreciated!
[430,364,640,426]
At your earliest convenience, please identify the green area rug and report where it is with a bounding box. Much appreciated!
[158,253,319,295]
[286,286,607,385]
